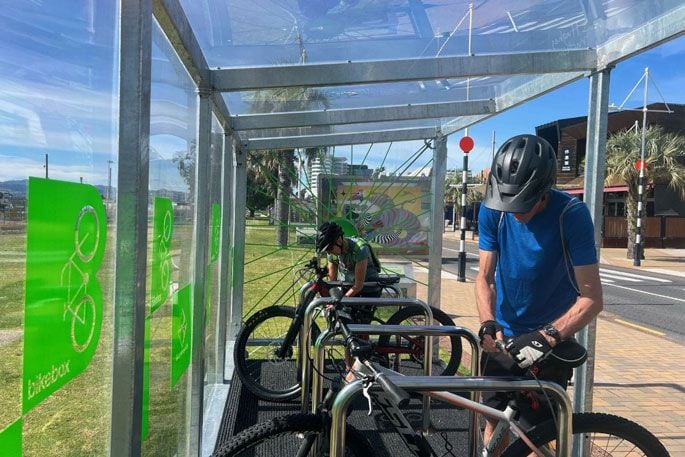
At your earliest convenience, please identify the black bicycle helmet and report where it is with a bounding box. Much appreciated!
[316,221,344,253]
[483,134,557,213]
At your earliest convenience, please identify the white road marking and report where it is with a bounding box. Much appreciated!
[599,272,642,283]
[603,283,685,303]
[600,268,671,283]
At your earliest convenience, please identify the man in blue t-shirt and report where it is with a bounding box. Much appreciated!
[475,134,603,452]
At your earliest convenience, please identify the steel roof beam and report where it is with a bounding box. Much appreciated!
[212,49,596,92]
[245,127,438,150]
[232,100,494,131]
[153,0,232,128]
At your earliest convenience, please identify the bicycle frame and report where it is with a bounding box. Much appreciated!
[329,376,573,457]
[299,296,435,413]
[312,324,481,453]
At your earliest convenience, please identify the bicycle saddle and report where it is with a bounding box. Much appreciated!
[377,275,400,285]
[546,338,587,368]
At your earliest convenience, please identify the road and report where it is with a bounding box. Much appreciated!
[440,238,685,343]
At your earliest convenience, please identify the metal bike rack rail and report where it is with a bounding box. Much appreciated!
[330,377,573,457]
[300,297,434,413]
[312,324,480,453]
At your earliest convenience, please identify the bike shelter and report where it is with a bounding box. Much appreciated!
[0,1,683,456]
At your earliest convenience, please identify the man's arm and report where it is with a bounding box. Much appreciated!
[475,249,502,351]
[347,258,369,297]
[544,263,604,344]
[327,262,338,283]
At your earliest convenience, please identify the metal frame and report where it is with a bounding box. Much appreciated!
[104,1,685,454]
[311,324,481,456]
[329,378,573,457]
[215,133,234,382]
[110,1,152,456]
[212,49,597,91]
[187,87,213,455]
[232,100,495,131]
[299,297,434,411]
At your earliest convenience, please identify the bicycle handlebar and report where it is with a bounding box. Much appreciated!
[324,287,411,408]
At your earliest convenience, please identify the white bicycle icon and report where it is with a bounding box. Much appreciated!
[160,209,173,294]
[59,205,100,353]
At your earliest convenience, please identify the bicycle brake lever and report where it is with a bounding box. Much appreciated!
[362,380,373,416]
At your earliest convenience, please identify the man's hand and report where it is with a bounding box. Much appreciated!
[505,331,552,369]
[478,320,503,353]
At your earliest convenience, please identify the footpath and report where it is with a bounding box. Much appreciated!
[417,234,685,456]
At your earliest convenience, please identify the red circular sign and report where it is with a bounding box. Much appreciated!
[634,160,647,171]
[459,136,474,153]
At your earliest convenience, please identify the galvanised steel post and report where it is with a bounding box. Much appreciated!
[229,142,248,340]
[576,67,611,457]
[215,132,233,382]
[187,86,213,456]
[110,1,151,455]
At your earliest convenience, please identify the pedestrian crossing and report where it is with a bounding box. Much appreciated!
[467,266,674,285]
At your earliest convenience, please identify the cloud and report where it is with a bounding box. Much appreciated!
[0,155,107,184]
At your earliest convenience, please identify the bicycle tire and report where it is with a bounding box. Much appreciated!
[234,306,321,402]
[211,413,372,457]
[502,412,670,457]
[377,306,462,377]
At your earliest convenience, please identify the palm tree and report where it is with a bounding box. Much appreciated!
[605,125,685,258]
[247,86,329,247]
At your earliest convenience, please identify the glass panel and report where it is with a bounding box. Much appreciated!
[142,20,198,457]
[180,0,680,67]
[238,140,455,395]
[0,1,119,456]
[204,114,223,394]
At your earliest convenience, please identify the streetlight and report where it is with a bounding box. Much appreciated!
[106,160,115,202]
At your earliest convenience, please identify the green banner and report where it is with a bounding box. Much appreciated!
[23,177,106,413]
[0,420,22,456]
[210,203,221,263]
[171,284,192,387]
[142,314,151,439]
[150,197,173,313]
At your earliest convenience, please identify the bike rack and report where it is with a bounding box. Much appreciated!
[299,297,434,415]
[312,324,480,452]
[330,377,573,457]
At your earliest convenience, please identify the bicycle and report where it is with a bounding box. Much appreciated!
[233,256,463,402]
[220,292,669,457]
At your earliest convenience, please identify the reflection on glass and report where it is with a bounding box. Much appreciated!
[142,19,198,457]
[0,2,118,456]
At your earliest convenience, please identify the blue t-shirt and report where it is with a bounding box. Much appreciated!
[478,189,597,337]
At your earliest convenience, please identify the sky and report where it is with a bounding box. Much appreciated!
[1,7,684,187]
[444,35,685,173]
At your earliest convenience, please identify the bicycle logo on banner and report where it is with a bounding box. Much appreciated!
[59,205,100,353]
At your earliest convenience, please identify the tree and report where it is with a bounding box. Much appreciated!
[605,126,685,258]
[247,86,329,247]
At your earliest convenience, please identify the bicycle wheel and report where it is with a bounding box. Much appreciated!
[212,413,372,457]
[377,306,462,377]
[71,294,97,353]
[502,412,670,457]
[234,306,321,402]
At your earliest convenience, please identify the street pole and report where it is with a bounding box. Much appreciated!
[491,130,496,162]
[45,153,49,179]
[107,160,114,202]
[634,67,649,266]
[458,153,468,282]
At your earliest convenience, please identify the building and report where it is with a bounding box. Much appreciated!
[535,103,685,247]
[308,153,348,198]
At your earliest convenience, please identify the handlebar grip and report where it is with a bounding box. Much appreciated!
[375,373,411,408]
